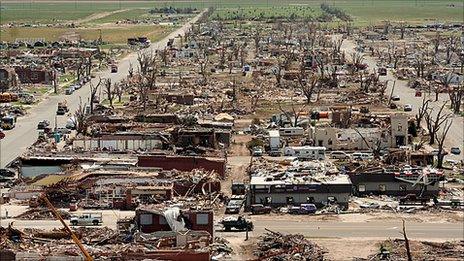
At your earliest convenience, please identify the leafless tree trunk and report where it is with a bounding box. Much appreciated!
[401,220,413,261]
[448,85,463,114]
[436,119,453,168]
[103,78,114,108]
[296,73,319,104]
[89,78,101,114]
[128,62,134,78]
[278,99,307,127]
[74,98,88,136]
[416,96,430,128]
[424,102,451,145]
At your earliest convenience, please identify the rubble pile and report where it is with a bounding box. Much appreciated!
[16,208,71,220]
[368,239,464,261]
[254,230,325,260]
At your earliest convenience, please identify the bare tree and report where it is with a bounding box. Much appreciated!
[128,62,134,78]
[400,220,413,261]
[399,21,406,39]
[198,57,209,85]
[273,59,285,88]
[435,119,453,168]
[431,31,441,56]
[137,51,154,76]
[89,78,101,114]
[449,84,463,114]
[278,99,307,127]
[103,78,114,108]
[253,29,260,58]
[416,96,430,128]
[350,52,365,72]
[296,73,319,104]
[114,82,124,103]
[424,102,452,145]
[445,35,457,64]
[73,98,88,136]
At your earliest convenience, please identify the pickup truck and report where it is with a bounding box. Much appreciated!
[399,194,430,205]
[219,216,253,232]
[70,212,103,226]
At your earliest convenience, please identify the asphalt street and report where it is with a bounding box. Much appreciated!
[1,217,462,240]
[0,11,205,168]
[340,39,463,162]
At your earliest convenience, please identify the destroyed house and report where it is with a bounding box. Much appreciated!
[247,175,352,210]
[173,128,231,148]
[72,133,168,151]
[138,155,226,178]
[14,66,54,85]
[160,93,195,105]
[349,167,443,197]
[0,67,18,91]
[135,208,214,236]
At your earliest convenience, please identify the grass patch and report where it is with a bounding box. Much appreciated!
[0,25,175,44]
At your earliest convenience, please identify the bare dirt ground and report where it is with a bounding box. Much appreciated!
[74,9,130,25]
[314,238,378,261]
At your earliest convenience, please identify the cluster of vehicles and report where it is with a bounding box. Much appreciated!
[65,76,90,95]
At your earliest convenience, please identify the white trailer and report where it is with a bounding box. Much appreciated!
[284,146,326,160]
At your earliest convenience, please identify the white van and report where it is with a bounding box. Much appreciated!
[330,151,350,159]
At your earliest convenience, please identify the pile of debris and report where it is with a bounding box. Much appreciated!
[254,229,325,260]
[210,236,233,260]
[367,239,464,261]
[16,208,71,220]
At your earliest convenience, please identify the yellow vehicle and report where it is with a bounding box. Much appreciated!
[1,115,16,130]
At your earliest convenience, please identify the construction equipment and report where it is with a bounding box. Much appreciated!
[39,193,93,261]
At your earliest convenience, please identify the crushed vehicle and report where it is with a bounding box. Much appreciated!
[219,216,253,231]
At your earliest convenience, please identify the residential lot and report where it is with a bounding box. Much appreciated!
[0,1,463,260]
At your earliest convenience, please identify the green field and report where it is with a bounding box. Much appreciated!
[0,25,174,44]
[0,1,462,25]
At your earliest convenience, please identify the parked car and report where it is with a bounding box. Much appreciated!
[450,147,461,155]
[0,168,15,178]
[389,102,398,109]
[289,204,317,214]
[55,127,71,135]
[268,150,281,157]
[352,152,373,161]
[403,104,413,111]
[250,204,272,215]
[299,204,317,214]
[330,151,350,159]
[391,95,400,101]
[252,147,263,157]
[56,107,66,115]
[65,87,74,95]
[37,120,50,130]
[70,212,102,226]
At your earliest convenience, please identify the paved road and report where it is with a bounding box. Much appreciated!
[218,219,464,240]
[2,214,462,240]
[340,39,463,162]
[0,11,205,168]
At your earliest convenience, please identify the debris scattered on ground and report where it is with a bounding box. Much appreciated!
[253,229,325,260]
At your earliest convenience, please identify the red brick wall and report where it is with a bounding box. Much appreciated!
[138,155,225,178]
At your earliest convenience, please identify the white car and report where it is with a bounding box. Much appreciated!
[391,95,400,101]
[403,104,413,111]
[330,151,350,159]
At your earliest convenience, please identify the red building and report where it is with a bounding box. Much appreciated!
[135,208,214,237]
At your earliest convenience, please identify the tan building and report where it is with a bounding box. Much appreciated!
[309,113,409,150]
